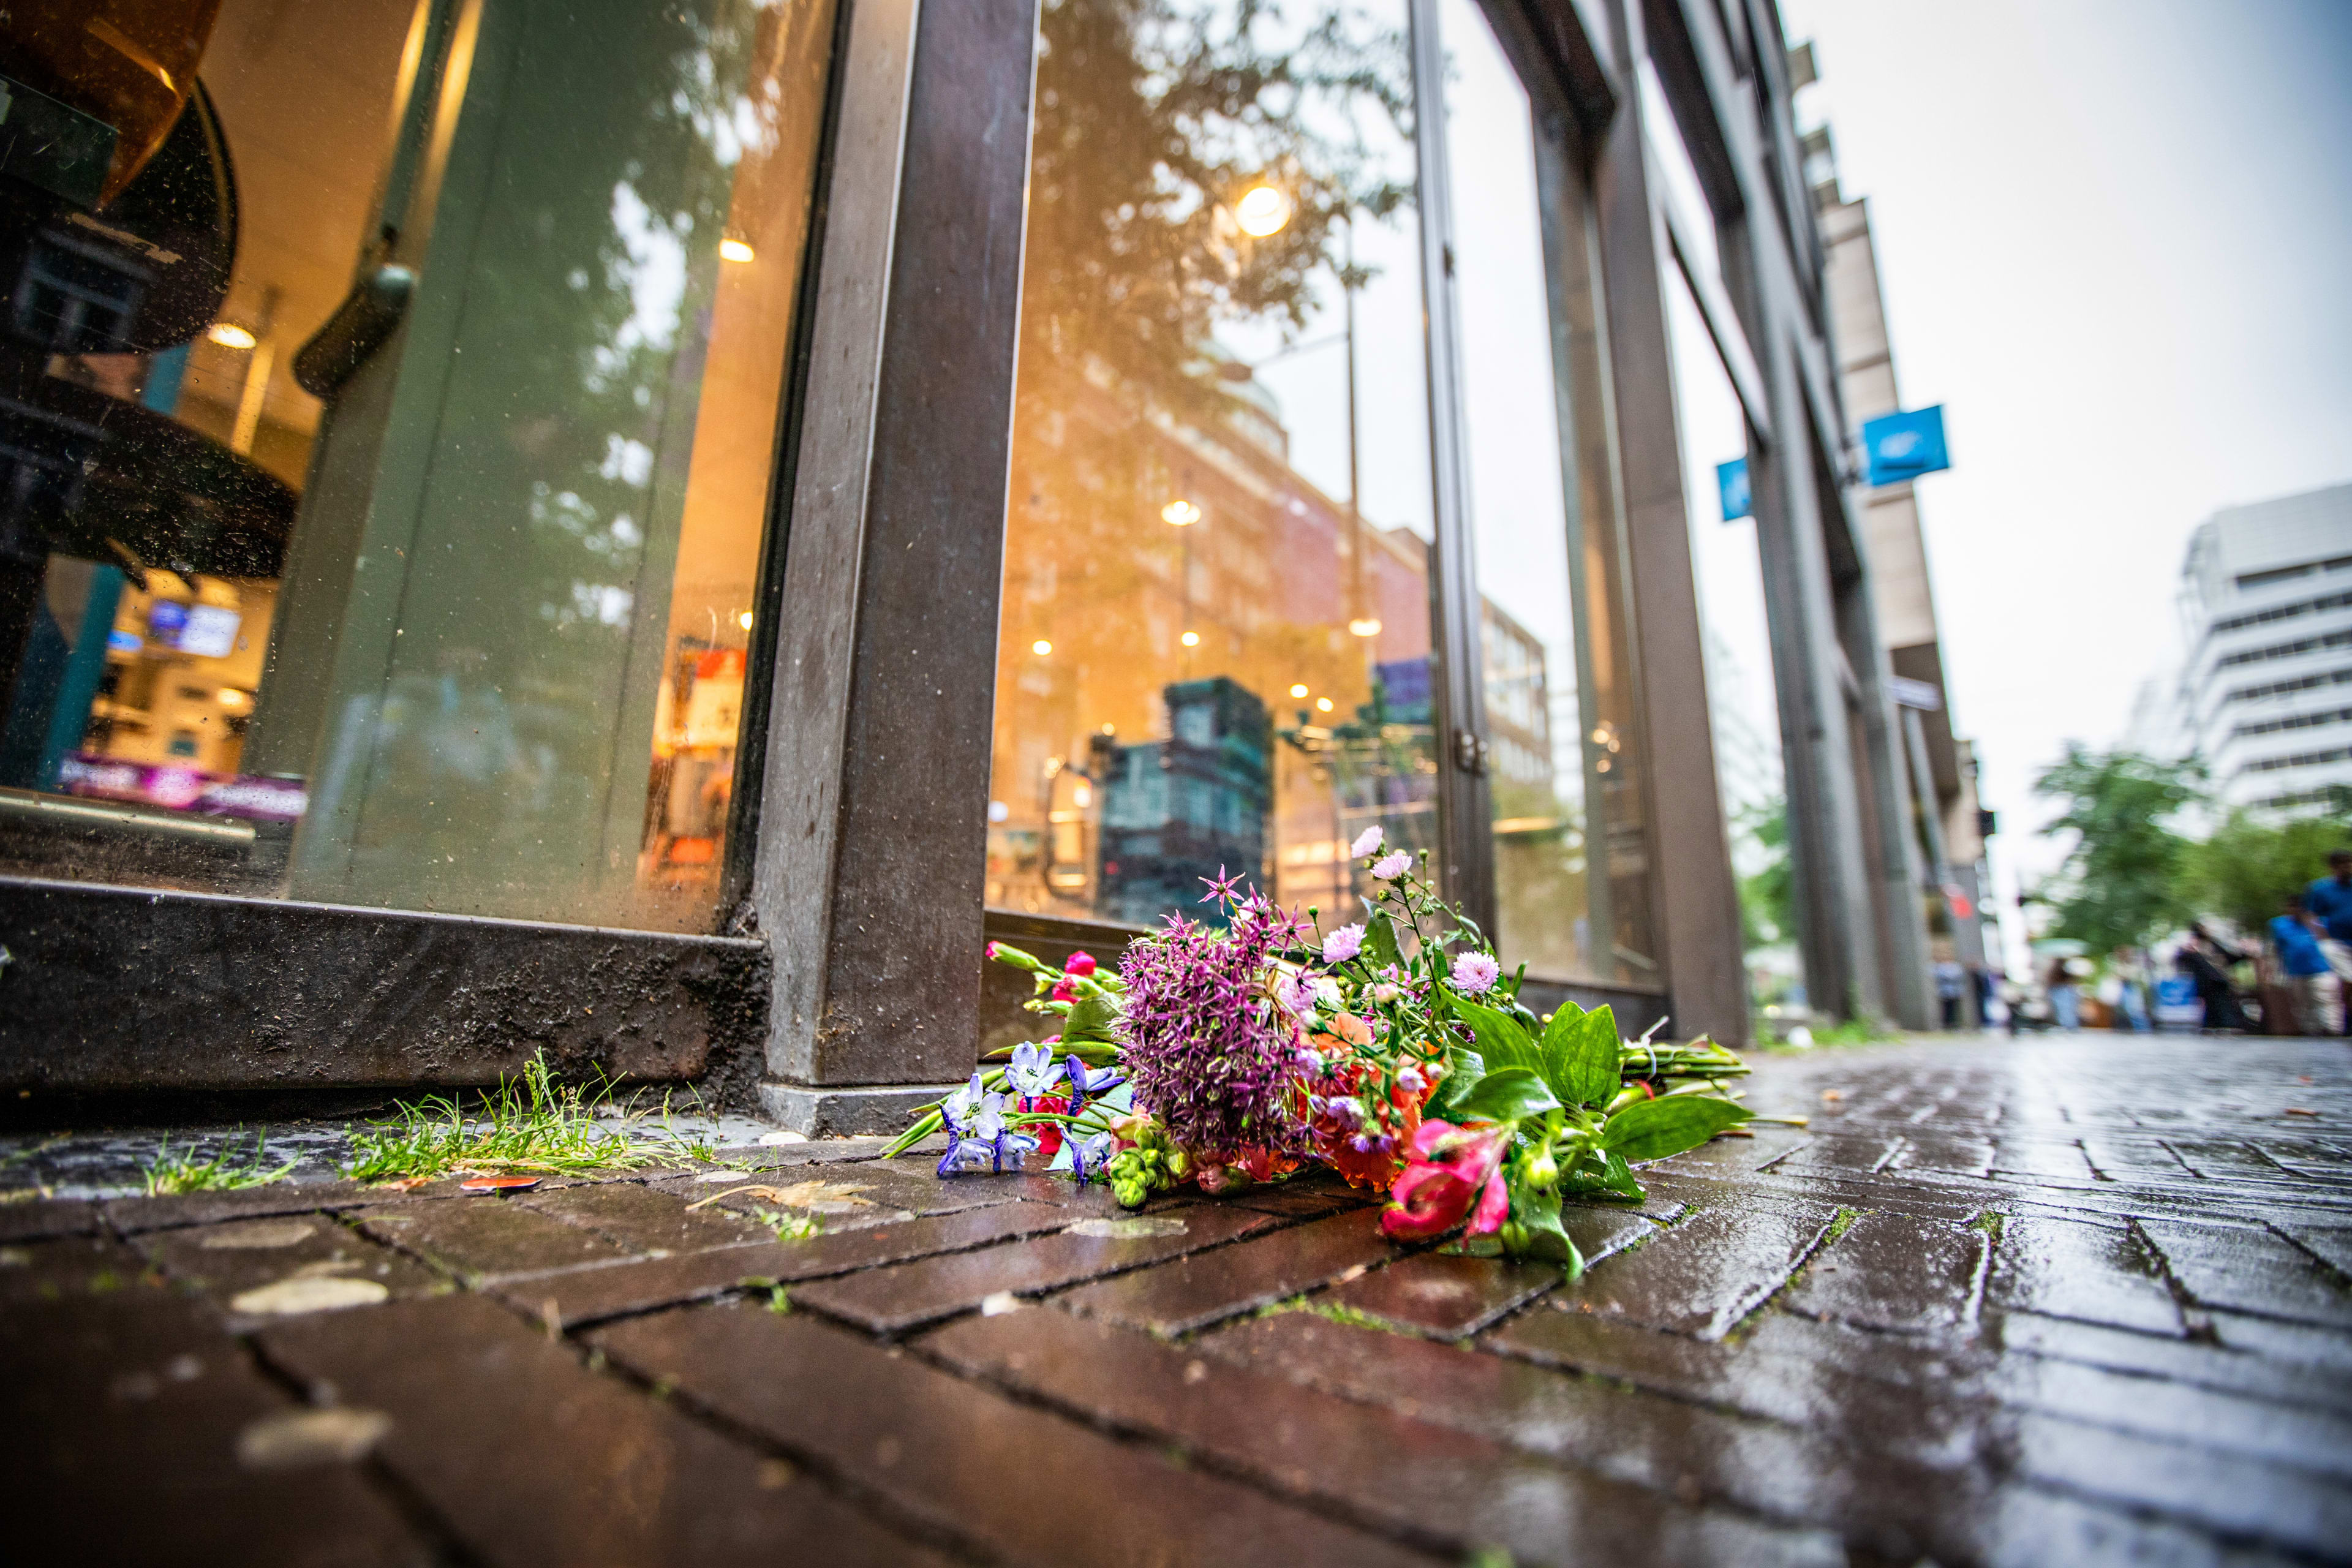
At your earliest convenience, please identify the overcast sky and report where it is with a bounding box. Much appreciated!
[1771,0,2352,947]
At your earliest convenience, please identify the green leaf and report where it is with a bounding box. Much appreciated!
[1360,911,1403,973]
[1063,989,1119,1044]
[1559,1147,1643,1201]
[1509,1184,1585,1278]
[1599,1095,1752,1163]
[1423,1044,1486,1120]
[1446,1066,1560,1125]
[1448,996,1546,1081]
[1540,1003,1620,1109]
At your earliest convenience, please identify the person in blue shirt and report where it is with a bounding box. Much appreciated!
[2269,894,2343,1036]
[2305,852,2352,1038]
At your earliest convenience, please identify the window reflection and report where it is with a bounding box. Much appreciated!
[989,0,1438,929]
[0,0,834,932]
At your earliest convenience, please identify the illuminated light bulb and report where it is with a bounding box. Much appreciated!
[1347,616,1382,638]
[1161,499,1202,527]
[737,611,755,630]
[1180,630,1200,648]
[1032,638,1053,655]
[1289,683,1310,699]
[1234,184,1293,237]
[207,322,257,350]
[719,236,755,263]
[1316,697,1335,712]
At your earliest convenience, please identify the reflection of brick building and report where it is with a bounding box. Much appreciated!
[987,351,1441,922]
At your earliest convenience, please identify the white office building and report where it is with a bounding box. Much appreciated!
[2168,483,2352,812]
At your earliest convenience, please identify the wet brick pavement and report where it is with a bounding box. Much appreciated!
[4,1035,2350,1566]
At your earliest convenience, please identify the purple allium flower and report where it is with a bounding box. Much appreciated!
[1322,922,1366,963]
[1371,850,1411,880]
[1114,911,1312,1164]
[1350,825,1384,858]
[1450,951,1502,993]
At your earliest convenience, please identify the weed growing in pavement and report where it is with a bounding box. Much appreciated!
[341,1054,686,1185]
[141,1131,299,1196]
[748,1208,824,1242]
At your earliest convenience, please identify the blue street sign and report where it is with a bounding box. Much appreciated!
[1717,456,1752,521]
[1861,405,1950,487]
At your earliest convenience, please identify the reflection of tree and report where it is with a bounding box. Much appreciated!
[1736,797,1795,951]
[359,0,788,881]
[994,0,1416,915]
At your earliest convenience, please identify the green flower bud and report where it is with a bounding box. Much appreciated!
[1499,1221,1531,1255]
[1526,1148,1558,1189]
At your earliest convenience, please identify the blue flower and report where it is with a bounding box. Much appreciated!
[1069,1129,1117,1185]
[1063,1054,1123,1115]
[1007,1042,1066,1098]
[937,1072,1014,1176]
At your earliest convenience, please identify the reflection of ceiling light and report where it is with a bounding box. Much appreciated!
[1289,683,1309,699]
[1347,616,1382,638]
[1234,184,1293,237]
[1031,638,1053,655]
[719,236,755,263]
[1100,722,1115,734]
[737,611,754,630]
[1161,499,1201,527]
[217,687,250,709]
[1180,630,1200,647]
[1072,785,1091,808]
[1316,697,1334,712]
[206,322,257,350]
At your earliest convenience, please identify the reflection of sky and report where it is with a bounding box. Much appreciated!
[1208,0,1433,546]
[1439,0,1583,800]
[1664,263,1786,815]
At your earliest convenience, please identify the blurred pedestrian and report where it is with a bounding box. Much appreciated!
[1934,959,1966,1030]
[2046,958,2081,1032]
[2269,893,2343,1036]
[2177,923,2248,1033]
[2108,947,2152,1032]
[2304,849,2352,1037]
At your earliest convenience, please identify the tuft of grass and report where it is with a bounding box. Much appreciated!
[1823,1205,1865,1243]
[141,1131,298,1196]
[341,1054,668,1185]
[749,1208,824,1242]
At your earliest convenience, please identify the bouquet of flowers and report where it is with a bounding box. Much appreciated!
[888,829,1756,1272]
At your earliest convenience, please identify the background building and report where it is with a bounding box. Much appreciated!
[2135,483,2352,812]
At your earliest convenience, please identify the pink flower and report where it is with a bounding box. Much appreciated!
[1380,1120,1510,1241]
[1063,950,1098,978]
[1322,923,1365,963]
[1350,825,1385,858]
[1050,977,1077,1002]
[1371,850,1411,880]
[1450,951,1501,993]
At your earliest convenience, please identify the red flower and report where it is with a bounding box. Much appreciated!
[1063,949,1099,978]
[1020,1093,1069,1157]
[1381,1120,1510,1241]
[1050,978,1077,1002]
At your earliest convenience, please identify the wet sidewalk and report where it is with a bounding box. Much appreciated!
[6,1035,2350,1566]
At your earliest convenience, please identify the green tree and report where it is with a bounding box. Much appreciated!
[2182,797,2352,934]
[2031,745,2203,952]
[1735,797,1795,952]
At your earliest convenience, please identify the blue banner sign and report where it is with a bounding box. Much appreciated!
[1717,456,1751,521]
[1861,405,1949,487]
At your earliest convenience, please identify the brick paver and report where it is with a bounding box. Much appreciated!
[4,1035,2349,1564]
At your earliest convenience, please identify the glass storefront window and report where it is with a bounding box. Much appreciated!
[0,0,835,932]
[987,0,1438,929]
[1445,0,1653,987]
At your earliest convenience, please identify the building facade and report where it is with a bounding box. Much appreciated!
[2138,484,2352,812]
[0,0,1929,1122]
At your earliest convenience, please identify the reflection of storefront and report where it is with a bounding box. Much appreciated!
[0,0,1922,1114]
